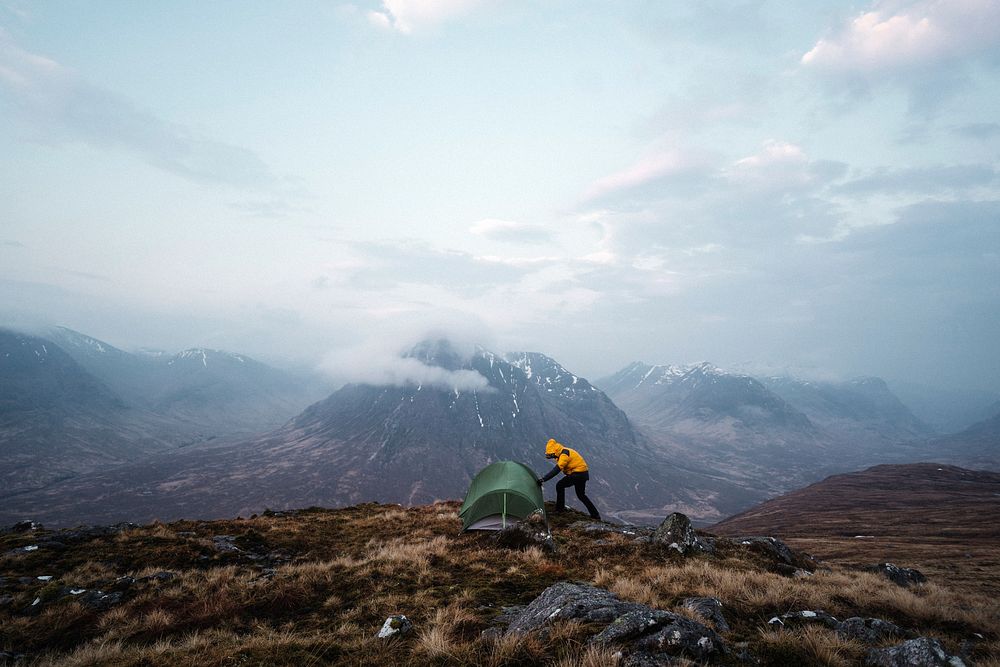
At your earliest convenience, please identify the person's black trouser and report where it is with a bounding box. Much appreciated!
[555,471,601,520]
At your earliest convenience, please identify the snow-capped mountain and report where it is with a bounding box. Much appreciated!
[1,340,760,527]
[46,327,327,435]
[0,330,178,495]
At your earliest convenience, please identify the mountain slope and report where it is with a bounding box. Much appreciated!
[0,330,178,494]
[762,376,933,447]
[47,327,326,435]
[0,342,760,527]
[598,362,830,494]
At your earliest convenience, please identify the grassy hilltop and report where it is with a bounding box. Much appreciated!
[1,503,997,666]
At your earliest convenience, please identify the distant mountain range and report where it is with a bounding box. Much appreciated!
[2,330,997,528]
[0,327,328,497]
[596,360,998,497]
[0,341,763,526]
[46,327,327,434]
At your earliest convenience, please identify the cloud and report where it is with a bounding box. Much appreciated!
[0,30,275,188]
[833,164,997,196]
[320,326,492,391]
[581,146,713,202]
[953,122,1000,139]
[1,239,25,248]
[469,218,553,244]
[801,0,1000,74]
[367,0,487,34]
[726,142,848,193]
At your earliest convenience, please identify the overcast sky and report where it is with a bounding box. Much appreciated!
[1,0,999,392]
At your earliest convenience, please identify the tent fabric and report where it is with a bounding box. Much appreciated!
[459,460,546,531]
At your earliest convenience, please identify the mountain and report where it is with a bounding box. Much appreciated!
[0,341,760,527]
[890,381,1000,434]
[905,410,1000,470]
[598,362,830,493]
[711,462,1000,539]
[762,375,934,449]
[0,330,178,495]
[47,326,327,435]
[710,462,1000,597]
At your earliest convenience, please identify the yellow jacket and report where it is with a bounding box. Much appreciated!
[545,438,589,475]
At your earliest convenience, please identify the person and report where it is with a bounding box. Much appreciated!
[537,438,601,520]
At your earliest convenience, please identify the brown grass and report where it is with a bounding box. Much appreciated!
[1,502,996,666]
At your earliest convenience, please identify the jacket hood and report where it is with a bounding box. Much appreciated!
[545,438,561,457]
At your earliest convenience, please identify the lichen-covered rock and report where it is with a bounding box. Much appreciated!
[651,513,713,555]
[864,637,966,666]
[682,597,730,632]
[868,563,926,587]
[836,617,910,644]
[378,615,413,639]
[767,610,839,629]
[592,608,725,662]
[505,582,644,635]
[731,536,796,565]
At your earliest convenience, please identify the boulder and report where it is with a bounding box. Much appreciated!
[767,610,839,630]
[651,513,713,555]
[591,608,725,662]
[868,563,926,587]
[836,617,910,644]
[570,521,652,540]
[682,597,730,632]
[731,536,795,565]
[377,615,413,639]
[211,535,241,553]
[864,637,966,667]
[505,582,644,634]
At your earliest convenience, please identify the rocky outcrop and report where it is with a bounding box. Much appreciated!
[729,536,795,564]
[682,597,729,632]
[505,582,643,634]
[868,562,926,587]
[591,608,725,662]
[767,609,839,630]
[837,617,910,644]
[864,637,966,666]
[504,582,725,663]
[651,513,713,554]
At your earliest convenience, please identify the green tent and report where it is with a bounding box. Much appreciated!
[459,460,547,531]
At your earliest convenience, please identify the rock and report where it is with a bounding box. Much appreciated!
[505,582,645,635]
[767,610,839,630]
[378,615,413,639]
[591,608,725,662]
[76,590,125,611]
[836,617,910,644]
[10,520,40,533]
[0,595,13,607]
[868,563,926,587]
[731,536,796,565]
[864,637,966,667]
[212,535,241,552]
[682,597,730,632]
[138,571,177,583]
[493,524,556,552]
[569,521,652,539]
[651,513,713,555]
